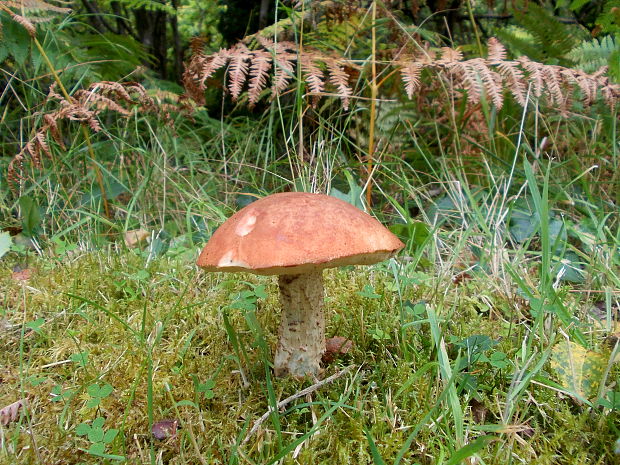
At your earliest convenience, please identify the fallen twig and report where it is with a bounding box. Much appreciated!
[243,365,355,444]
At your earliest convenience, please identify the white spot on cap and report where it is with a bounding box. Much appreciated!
[218,250,249,269]
[235,213,257,236]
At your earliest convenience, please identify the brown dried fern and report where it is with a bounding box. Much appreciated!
[183,37,620,114]
[8,82,169,188]
[0,0,71,36]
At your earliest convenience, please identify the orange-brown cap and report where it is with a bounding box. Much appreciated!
[197,192,404,275]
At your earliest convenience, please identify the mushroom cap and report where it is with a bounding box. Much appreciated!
[197,192,404,275]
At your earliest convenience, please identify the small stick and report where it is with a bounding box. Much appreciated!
[243,365,354,444]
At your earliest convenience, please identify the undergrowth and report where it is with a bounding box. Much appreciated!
[1,1,620,464]
[1,247,618,464]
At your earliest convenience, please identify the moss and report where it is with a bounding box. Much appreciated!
[0,252,618,464]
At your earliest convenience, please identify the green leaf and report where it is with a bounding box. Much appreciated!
[87,442,106,456]
[25,318,45,334]
[98,383,113,398]
[364,428,387,465]
[70,351,89,367]
[253,284,268,299]
[88,427,105,443]
[356,284,382,299]
[1,17,31,66]
[85,398,101,409]
[0,232,12,259]
[445,435,495,465]
[175,400,199,409]
[0,42,9,63]
[75,423,91,436]
[18,196,41,237]
[103,429,119,444]
[550,341,607,399]
[92,417,105,429]
[555,251,585,283]
[569,0,591,10]
[230,300,256,311]
[197,379,216,392]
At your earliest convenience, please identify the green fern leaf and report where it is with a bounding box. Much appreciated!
[595,0,620,34]
[511,4,580,64]
[0,14,31,66]
[496,27,545,62]
[609,48,620,81]
[567,35,619,73]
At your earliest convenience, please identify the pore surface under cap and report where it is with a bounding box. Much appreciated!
[196,192,404,275]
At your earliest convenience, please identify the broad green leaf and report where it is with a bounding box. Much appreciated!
[98,384,113,398]
[103,429,119,443]
[555,251,585,283]
[87,442,106,455]
[550,341,607,399]
[92,417,105,429]
[85,398,101,409]
[88,427,105,443]
[0,232,12,259]
[70,351,89,367]
[175,400,199,409]
[75,423,91,436]
[18,196,41,237]
[25,318,45,334]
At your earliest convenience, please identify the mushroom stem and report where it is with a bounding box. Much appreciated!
[274,271,325,378]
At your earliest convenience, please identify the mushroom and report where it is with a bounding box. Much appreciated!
[197,192,404,378]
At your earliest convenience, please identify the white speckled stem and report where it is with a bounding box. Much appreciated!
[274,271,325,378]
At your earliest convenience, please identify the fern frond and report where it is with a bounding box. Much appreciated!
[495,61,527,106]
[471,58,504,108]
[518,57,545,97]
[512,3,578,62]
[459,63,483,104]
[272,51,296,96]
[540,65,564,106]
[227,44,252,101]
[4,0,71,14]
[487,37,506,62]
[400,61,422,99]
[247,49,272,107]
[9,12,36,36]
[9,81,170,189]
[200,49,230,87]
[438,47,463,64]
[76,91,132,115]
[34,131,50,157]
[325,58,352,109]
[300,54,325,95]
[42,113,64,149]
[567,36,618,73]
[183,36,620,113]
[2,0,70,36]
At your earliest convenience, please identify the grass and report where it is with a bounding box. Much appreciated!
[1,157,619,464]
[0,237,617,463]
[1,18,620,463]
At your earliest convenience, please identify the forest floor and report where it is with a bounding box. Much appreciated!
[1,242,618,464]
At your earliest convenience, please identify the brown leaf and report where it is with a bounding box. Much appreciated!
[0,398,27,426]
[124,229,150,248]
[469,397,487,423]
[152,419,179,440]
[322,336,353,364]
[12,267,33,281]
